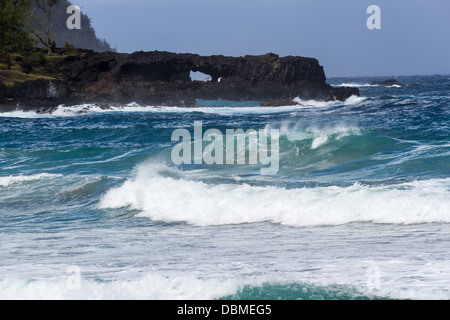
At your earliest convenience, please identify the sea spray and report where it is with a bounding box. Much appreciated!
[171,121,280,175]
[99,162,450,227]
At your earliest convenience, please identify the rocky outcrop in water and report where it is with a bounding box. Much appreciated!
[371,79,407,87]
[1,51,359,111]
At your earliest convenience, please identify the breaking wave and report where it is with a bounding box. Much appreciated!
[293,95,365,107]
[3,273,448,300]
[331,83,403,88]
[0,173,62,188]
[98,162,450,227]
[0,96,365,118]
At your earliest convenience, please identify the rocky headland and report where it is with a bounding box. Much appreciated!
[0,51,360,112]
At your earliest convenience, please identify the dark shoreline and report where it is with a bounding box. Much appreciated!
[0,51,360,113]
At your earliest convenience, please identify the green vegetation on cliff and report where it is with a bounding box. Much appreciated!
[0,0,112,87]
[0,0,34,69]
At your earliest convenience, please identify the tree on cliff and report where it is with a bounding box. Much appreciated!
[31,0,59,54]
[1,0,112,58]
[30,0,113,52]
[0,0,33,68]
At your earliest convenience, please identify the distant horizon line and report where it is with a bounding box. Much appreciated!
[327,73,450,79]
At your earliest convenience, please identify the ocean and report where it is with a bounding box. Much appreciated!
[0,75,449,300]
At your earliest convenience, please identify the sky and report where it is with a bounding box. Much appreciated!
[72,0,450,77]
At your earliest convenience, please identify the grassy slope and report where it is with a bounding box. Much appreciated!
[0,52,69,87]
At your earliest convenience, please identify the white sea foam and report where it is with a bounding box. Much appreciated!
[275,122,362,148]
[332,83,403,88]
[0,110,46,119]
[0,274,242,300]
[310,125,361,149]
[99,162,450,227]
[0,104,160,118]
[0,105,292,117]
[331,83,379,88]
[0,173,62,188]
[0,96,365,118]
[2,270,449,300]
[342,95,367,105]
[293,95,365,107]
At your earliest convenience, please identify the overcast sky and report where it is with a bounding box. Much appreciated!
[73,0,450,77]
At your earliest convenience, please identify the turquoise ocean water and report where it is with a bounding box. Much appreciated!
[0,75,449,299]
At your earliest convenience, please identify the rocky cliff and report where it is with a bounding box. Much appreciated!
[0,51,359,111]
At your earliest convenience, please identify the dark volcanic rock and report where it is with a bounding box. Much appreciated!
[371,79,407,87]
[1,51,359,110]
[0,79,69,112]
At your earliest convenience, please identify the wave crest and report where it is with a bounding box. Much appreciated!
[0,173,62,188]
[99,163,450,227]
[0,96,366,118]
